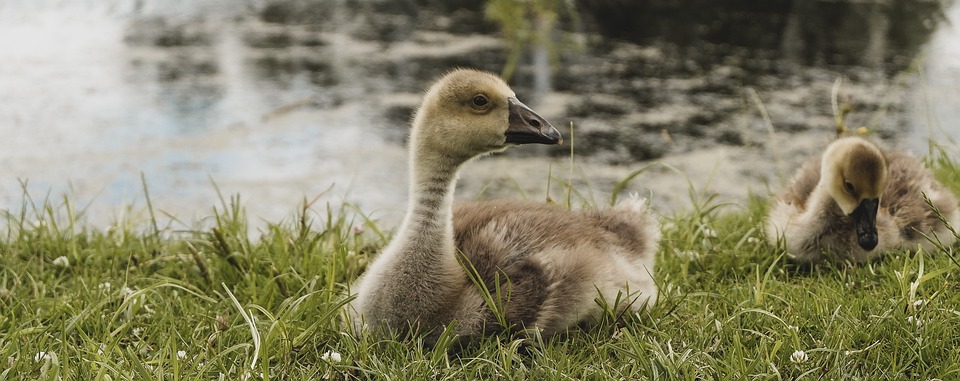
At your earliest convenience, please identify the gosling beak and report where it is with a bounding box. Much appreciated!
[850,198,880,251]
[505,97,562,145]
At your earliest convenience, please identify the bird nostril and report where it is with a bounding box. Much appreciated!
[529,119,541,128]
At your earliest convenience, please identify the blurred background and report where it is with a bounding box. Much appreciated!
[0,0,957,228]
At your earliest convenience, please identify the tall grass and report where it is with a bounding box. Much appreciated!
[1,151,959,379]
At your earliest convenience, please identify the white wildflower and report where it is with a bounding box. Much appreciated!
[52,256,70,268]
[787,325,799,332]
[98,282,112,291]
[676,250,700,260]
[34,352,51,362]
[120,286,135,299]
[790,350,808,364]
[747,237,761,244]
[33,351,59,373]
[177,350,187,359]
[907,316,923,327]
[702,227,718,238]
[352,224,364,235]
[132,327,143,336]
[321,350,342,363]
[913,299,925,308]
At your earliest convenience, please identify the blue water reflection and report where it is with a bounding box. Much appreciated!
[0,0,957,229]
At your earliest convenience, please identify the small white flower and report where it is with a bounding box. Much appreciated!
[132,327,143,336]
[52,256,70,268]
[98,282,112,291]
[120,286,135,298]
[747,237,761,244]
[702,228,718,238]
[790,350,808,364]
[676,250,700,260]
[34,352,51,362]
[907,316,923,327]
[352,224,364,235]
[321,350,342,362]
[913,299,925,308]
[787,325,799,332]
[177,350,187,359]
[34,351,59,372]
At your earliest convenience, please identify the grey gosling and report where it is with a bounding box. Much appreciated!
[347,69,659,343]
[767,136,959,263]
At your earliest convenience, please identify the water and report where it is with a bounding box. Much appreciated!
[1,0,958,230]
[912,0,960,149]
[0,1,409,227]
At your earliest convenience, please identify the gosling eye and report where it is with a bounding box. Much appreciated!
[471,95,489,108]
[843,181,856,194]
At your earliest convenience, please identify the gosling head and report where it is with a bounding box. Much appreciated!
[410,69,562,159]
[820,137,888,251]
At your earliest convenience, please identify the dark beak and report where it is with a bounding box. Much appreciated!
[850,198,880,251]
[505,97,562,145]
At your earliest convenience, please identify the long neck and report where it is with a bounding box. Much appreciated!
[392,146,468,263]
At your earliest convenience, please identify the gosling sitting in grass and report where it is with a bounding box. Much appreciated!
[346,69,659,344]
[767,136,959,263]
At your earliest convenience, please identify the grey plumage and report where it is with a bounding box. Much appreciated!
[346,69,659,344]
[767,137,959,263]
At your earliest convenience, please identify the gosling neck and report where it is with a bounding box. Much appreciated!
[396,142,474,259]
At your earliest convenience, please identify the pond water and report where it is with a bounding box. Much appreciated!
[1,0,958,231]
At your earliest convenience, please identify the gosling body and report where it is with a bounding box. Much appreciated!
[348,69,659,343]
[767,137,959,263]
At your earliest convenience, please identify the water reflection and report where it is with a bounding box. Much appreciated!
[580,0,947,73]
[0,0,957,230]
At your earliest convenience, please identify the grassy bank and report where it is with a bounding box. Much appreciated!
[1,149,959,380]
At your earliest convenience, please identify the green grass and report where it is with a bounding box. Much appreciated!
[2,152,959,380]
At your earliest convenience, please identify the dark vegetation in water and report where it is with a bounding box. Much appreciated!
[580,0,946,74]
